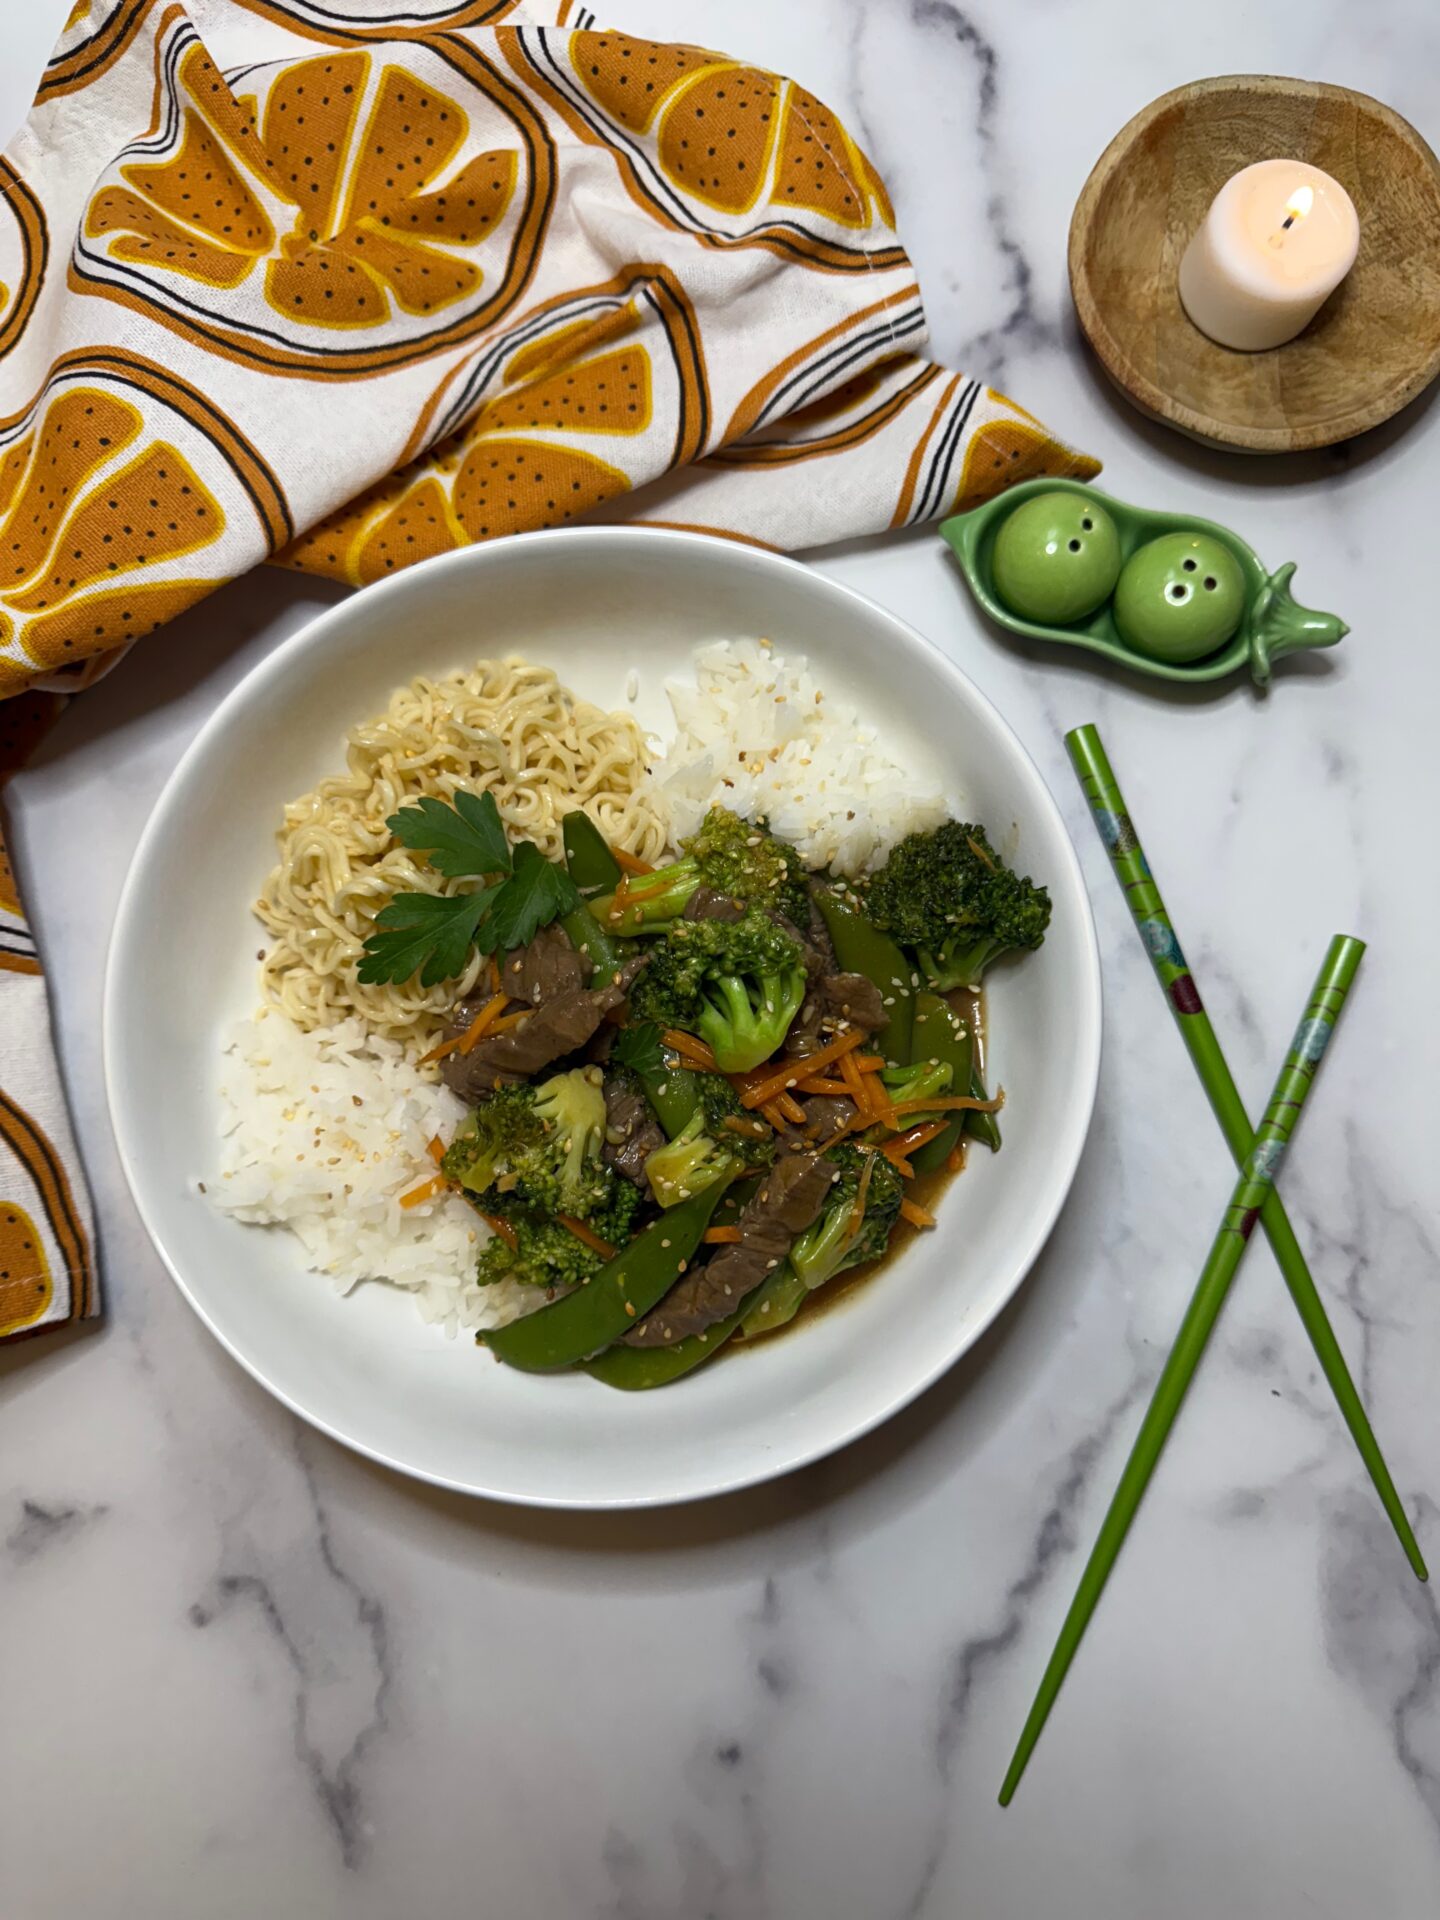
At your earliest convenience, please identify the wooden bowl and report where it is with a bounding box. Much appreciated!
[1069,75,1440,453]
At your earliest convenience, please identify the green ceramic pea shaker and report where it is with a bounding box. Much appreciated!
[1112,532,1246,663]
[940,478,1349,688]
[992,493,1122,625]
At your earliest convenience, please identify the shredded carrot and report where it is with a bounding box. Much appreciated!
[838,1046,872,1117]
[489,1006,534,1034]
[426,1135,445,1165]
[847,1150,876,1241]
[704,1225,744,1245]
[663,1028,717,1070]
[966,833,997,872]
[794,1075,850,1097]
[455,990,510,1054]
[741,1029,867,1109]
[900,1198,937,1229]
[721,1114,771,1139]
[612,846,655,877]
[760,1099,793,1132]
[776,1090,807,1125]
[854,1054,886,1073]
[478,1211,518,1251]
[887,1092,1004,1119]
[882,1121,946,1168]
[420,991,510,1063]
[400,1175,445,1209]
[557,1213,617,1260]
[946,1143,967,1174]
[486,954,501,993]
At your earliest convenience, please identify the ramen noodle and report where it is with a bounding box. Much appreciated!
[255,658,667,1050]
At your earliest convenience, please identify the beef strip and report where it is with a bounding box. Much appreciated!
[683,885,746,923]
[802,1094,855,1144]
[440,954,647,1099]
[817,970,887,1032]
[603,1074,666,1186]
[498,923,590,1004]
[623,1151,836,1347]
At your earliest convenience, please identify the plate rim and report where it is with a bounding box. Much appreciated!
[102,525,1103,1509]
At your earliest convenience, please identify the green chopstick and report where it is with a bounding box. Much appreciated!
[999,936,1365,1805]
[1067,724,1425,1584]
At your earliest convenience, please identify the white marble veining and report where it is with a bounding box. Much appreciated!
[4,3,1440,1915]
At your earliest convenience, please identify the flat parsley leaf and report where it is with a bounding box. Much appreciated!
[357,889,495,987]
[482,841,581,953]
[359,796,583,987]
[612,1020,665,1079]
[386,789,511,880]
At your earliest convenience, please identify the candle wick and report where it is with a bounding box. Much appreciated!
[1281,212,1297,231]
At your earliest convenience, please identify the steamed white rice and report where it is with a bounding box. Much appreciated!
[652,639,949,875]
[212,1011,539,1335]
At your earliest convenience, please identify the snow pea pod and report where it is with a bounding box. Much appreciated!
[813,892,915,1064]
[629,1052,703,1140]
[562,810,623,898]
[738,1261,806,1339]
[559,904,625,988]
[480,1181,731,1372]
[965,1061,1002,1152]
[908,993,974,1172]
[583,1306,745,1388]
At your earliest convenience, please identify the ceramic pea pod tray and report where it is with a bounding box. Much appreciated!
[940,478,1347,686]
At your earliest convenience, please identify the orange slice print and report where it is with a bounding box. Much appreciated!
[0,351,291,695]
[0,1200,52,1337]
[76,27,550,374]
[552,30,895,251]
[0,386,225,676]
[0,1089,92,1326]
[952,397,1100,514]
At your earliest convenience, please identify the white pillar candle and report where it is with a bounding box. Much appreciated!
[1178,159,1359,352]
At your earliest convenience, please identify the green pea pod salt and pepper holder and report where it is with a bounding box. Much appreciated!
[940,478,1347,687]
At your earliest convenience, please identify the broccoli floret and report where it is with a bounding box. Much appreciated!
[696,1069,777,1167]
[475,1208,605,1290]
[473,1178,641,1289]
[443,1066,623,1224]
[789,1145,904,1291]
[863,821,1051,990]
[531,1067,608,1208]
[877,1058,953,1122]
[600,806,810,933]
[441,1083,543,1193]
[642,1109,736,1208]
[630,907,807,1073]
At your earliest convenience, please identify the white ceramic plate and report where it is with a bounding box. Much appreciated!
[105,528,1100,1508]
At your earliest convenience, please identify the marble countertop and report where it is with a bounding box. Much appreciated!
[5,3,1439,1915]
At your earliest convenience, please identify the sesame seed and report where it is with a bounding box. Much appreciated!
[661,1238,671,1248]
[624,1302,636,1317]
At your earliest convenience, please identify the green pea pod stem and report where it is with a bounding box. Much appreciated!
[480,1181,731,1372]
[908,993,975,1172]
[814,892,915,1064]
[559,904,625,988]
[562,811,624,898]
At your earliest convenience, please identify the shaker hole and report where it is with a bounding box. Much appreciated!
[1081,517,1093,530]
[1182,558,1197,571]
[1067,538,1080,552]
[1203,577,1217,590]
[1170,584,1186,600]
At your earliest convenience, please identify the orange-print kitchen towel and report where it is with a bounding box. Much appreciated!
[0,0,1097,1339]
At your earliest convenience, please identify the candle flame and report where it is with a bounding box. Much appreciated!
[1285,185,1315,225]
